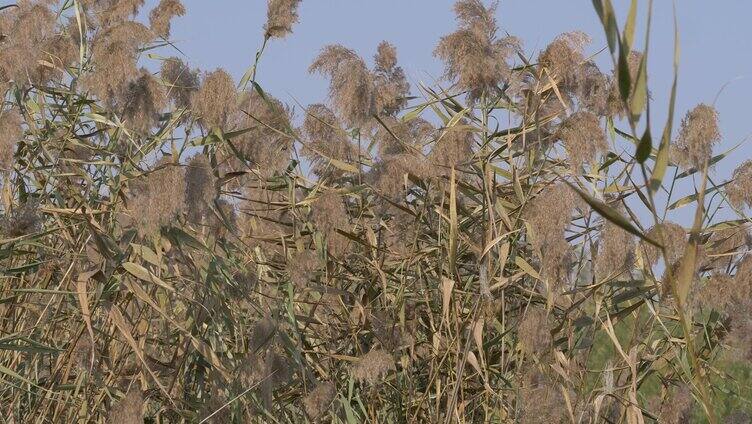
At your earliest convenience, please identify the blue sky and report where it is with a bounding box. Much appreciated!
[151,0,752,221]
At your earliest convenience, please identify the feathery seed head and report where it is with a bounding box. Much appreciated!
[434,0,519,102]
[107,386,144,424]
[555,110,608,171]
[726,160,752,209]
[192,68,238,129]
[351,348,394,384]
[264,0,302,39]
[149,0,185,38]
[128,158,186,236]
[119,68,167,134]
[672,103,721,170]
[0,110,22,171]
[538,31,591,86]
[83,21,152,104]
[595,204,636,281]
[303,382,336,420]
[373,41,410,116]
[185,154,216,223]
[641,222,687,268]
[309,45,376,127]
[518,308,551,356]
[160,57,199,109]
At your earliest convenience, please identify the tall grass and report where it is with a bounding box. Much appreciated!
[0,0,750,422]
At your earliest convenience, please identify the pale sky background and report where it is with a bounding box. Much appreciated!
[146,0,752,222]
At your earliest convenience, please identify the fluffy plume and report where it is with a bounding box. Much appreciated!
[128,158,186,236]
[572,62,616,117]
[264,0,302,39]
[641,222,687,268]
[518,308,551,356]
[118,68,167,134]
[303,382,336,420]
[369,153,428,200]
[83,21,152,104]
[310,192,349,256]
[288,250,318,287]
[656,384,693,424]
[538,31,591,86]
[726,160,752,209]
[555,110,608,171]
[85,0,146,27]
[235,91,293,176]
[434,0,520,101]
[0,110,22,171]
[351,348,395,384]
[1,200,42,237]
[428,126,474,173]
[309,45,375,127]
[160,57,199,109]
[525,183,580,289]
[0,2,57,84]
[672,104,721,170]
[185,154,216,223]
[302,103,357,176]
[594,204,636,281]
[107,386,144,424]
[149,0,185,38]
[373,41,410,116]
[518,370,567,424]
[192,68,238,129]
[375,116,432,157]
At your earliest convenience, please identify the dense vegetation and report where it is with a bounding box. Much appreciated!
[0,0,751,422]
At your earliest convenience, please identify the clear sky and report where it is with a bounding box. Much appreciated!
[151,0,752,212]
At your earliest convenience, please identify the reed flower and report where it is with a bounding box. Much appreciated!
[264,0,302,39]
[555,110,608,171]
[149,0,185,38]
[435,0,520,102]
[672,104,721,171]
[309,45,375,127]
[192,68,238,129]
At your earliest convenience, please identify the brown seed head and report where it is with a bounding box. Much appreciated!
[518,369,567,424]
[0,109,22,171]
[107,386,144,424]
[185,154,216,223]
[302,103,356,177]
[235,90,293,177]
[373,41,410,116]
[538,31,591,86]
[160,57,199,109]
[726,160,752,209]
[1,200,42,237]
[83,21,152,104]
[288,249,318,287]
[518,308,552,356]
[672,103,721,171]
[434,0,520,101]
[0,2,57,84]
[149,0,185,38]
[303,382,336,420]
[641,222,687,268]
[351,348,395,384]
[656,384,693,424]
[594,204,636,281]
[264,0,301,39]
[310,192,349,256]
[309,45,375,127]
[192,68,238,129]
[119,68,167,134]
[556,110,608,171]
[128,158,186,236]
